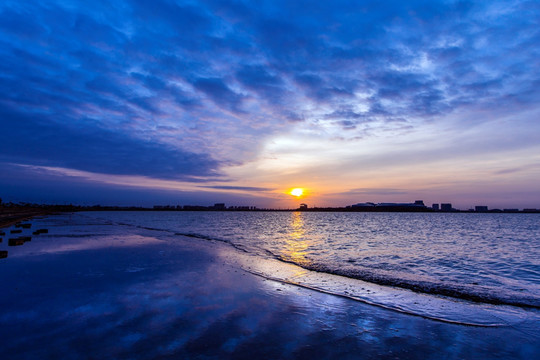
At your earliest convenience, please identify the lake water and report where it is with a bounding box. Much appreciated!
[3,210,538,327]
[2,210,540,358]
[78,211,540,326]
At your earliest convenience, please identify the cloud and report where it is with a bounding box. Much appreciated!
[1,0,540,206]
[235,65,285,104]
[0,107,220,180]
[339,188,410,196]
[0,163,272,206]
[131,0,214,35]
[193,77,244,112]
[198,185,274,192]
[3,0,538,139]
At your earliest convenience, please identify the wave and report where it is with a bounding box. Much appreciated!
[262,250,540,310]
[175,232,251,254]
[151,228,540,324]
[165,225,540,310]
[219,245,540,328]
[87,214,540,325]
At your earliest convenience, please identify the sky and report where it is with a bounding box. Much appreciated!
[1,0,539,209]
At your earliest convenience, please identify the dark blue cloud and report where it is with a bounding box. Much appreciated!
[295,74,323,88]
[2,0,537,127]
[0,107,219,180]
[0,8,46,39]
[0,163,269,207]
[235,65,285,104]
[193,77,244,112]
[198,185,274,192]
[132,0,214,34]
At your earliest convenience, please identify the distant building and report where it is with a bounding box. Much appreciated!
[229,206,250,210]
[183,205,209,210]
[299,203,308,210]
[432,203,439,210]
[351,202,375,207]
[441,203,453,212]
[475,206,488,212]
[213,203,226,210]
[376,201,426,208]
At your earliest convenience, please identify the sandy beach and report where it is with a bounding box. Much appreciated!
[0,213,538,359]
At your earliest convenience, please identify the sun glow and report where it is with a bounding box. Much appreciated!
[289,188,304,197]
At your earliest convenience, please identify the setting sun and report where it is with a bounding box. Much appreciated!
[290,188,304,197]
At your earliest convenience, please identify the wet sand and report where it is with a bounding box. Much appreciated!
[0,213,538,359]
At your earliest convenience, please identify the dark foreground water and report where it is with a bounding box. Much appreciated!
[1,211,539,359]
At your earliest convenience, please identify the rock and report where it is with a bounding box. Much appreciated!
[9,238,25,246]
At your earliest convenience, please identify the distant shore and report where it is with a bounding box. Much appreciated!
[1,202,539,219]
[74,205,540,213]
[0,207,53,228]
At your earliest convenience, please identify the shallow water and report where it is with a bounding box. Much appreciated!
[90,211,540,309]
[1,212,539,359]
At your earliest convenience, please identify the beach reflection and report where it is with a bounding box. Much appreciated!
[281,212,312,267]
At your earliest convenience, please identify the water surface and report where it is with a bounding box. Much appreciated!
[94,211,540,309]
[1,212,539,359]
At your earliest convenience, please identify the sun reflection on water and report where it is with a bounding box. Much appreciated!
[281,212,312,268]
